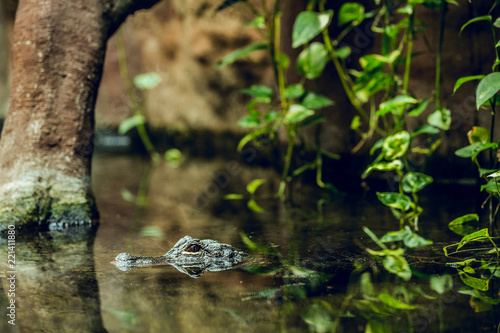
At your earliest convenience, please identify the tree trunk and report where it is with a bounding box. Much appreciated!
[0,0,160,231]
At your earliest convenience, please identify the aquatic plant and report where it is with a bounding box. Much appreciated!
[217,1,448,239]
[452,1,500,234]
[116,28,184,167]
[216,0,339,200]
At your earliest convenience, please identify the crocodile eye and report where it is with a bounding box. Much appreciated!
[183,244,202,253]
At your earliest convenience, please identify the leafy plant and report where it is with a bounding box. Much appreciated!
[216,0,339,198]
[116,28,184,167]
[452,1,500,237]
[443,228,500,291]
[215,1,449,247]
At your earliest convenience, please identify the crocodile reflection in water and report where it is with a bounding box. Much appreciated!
[112,235,247,278]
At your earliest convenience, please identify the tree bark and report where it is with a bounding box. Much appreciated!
[0,0,160,231]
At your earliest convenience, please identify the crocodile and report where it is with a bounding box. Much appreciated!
[112,235,247,278]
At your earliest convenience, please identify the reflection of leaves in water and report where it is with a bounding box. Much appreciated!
[140,226,164,239]
[377,292,418,310]
[430,275,453,295]
[222,308,249,323]
[459,288,500,313]
[103,307,137,330]
[302,303,333,333]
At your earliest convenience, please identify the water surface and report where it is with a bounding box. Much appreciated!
[1,153,499,332]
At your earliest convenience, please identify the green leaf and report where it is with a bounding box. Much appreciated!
[481,178,500,194]
[411,125,440,138]
[276,52,290,69]
[397,4,413,14]
[495,17,500,28]
[476,72,500,110]
[350,115,361,130]
[459,271,489,291]
[238,113,261,127]
[382,131,411,160]
[377,292,418,309]
[216,42,268,68]
[224,193,244,200]
[407,99,430,117]
[488,171,500,178]
[455,142,485,158]
[362,160,403,178]
[236,128,271,151]
[377,95,418,116]
[471,142,498,160]
[448,214,479,236]
[376,192,412,211]
[284,84,305,99]
[265,111,278,124]
[297,113,325,127]
[133,72,162,90]
[246,179,265,194]
[463,266,476,274]
[460,15,492,35]
[403,230,433,248]
[427,109,451,130]
[363,226,389,250]
[457,228,490,251]
[370,138,385,155]
[241,85,273,99]
[455,142,497,161]
[453,75,485,94]
[338,2,365,26]
[297,42,329,79]
[467,126,490,144]
[300,92,334,109]
[292,10,334,48]
[247,199,265,213]
[402,172,433,193]
[164,148,183,167]
[118,114,145,134]
[284,104,315,124]
[244,15,265,28]
[335,46,351,59]
[479,168,497,177]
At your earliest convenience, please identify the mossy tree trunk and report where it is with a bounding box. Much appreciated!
[0,0,160,231]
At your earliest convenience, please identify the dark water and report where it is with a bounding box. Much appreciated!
[1,153,499,332]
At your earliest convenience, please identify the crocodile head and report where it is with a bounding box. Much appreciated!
[164,235,246,264]
[111,235,246,275]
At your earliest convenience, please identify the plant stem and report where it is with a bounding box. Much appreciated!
[117,29,137,106]
[435,2,447,110]
[279,127,295,198]
[402,9,415,95]
[116,29,159,161]
[319,2,369,122]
